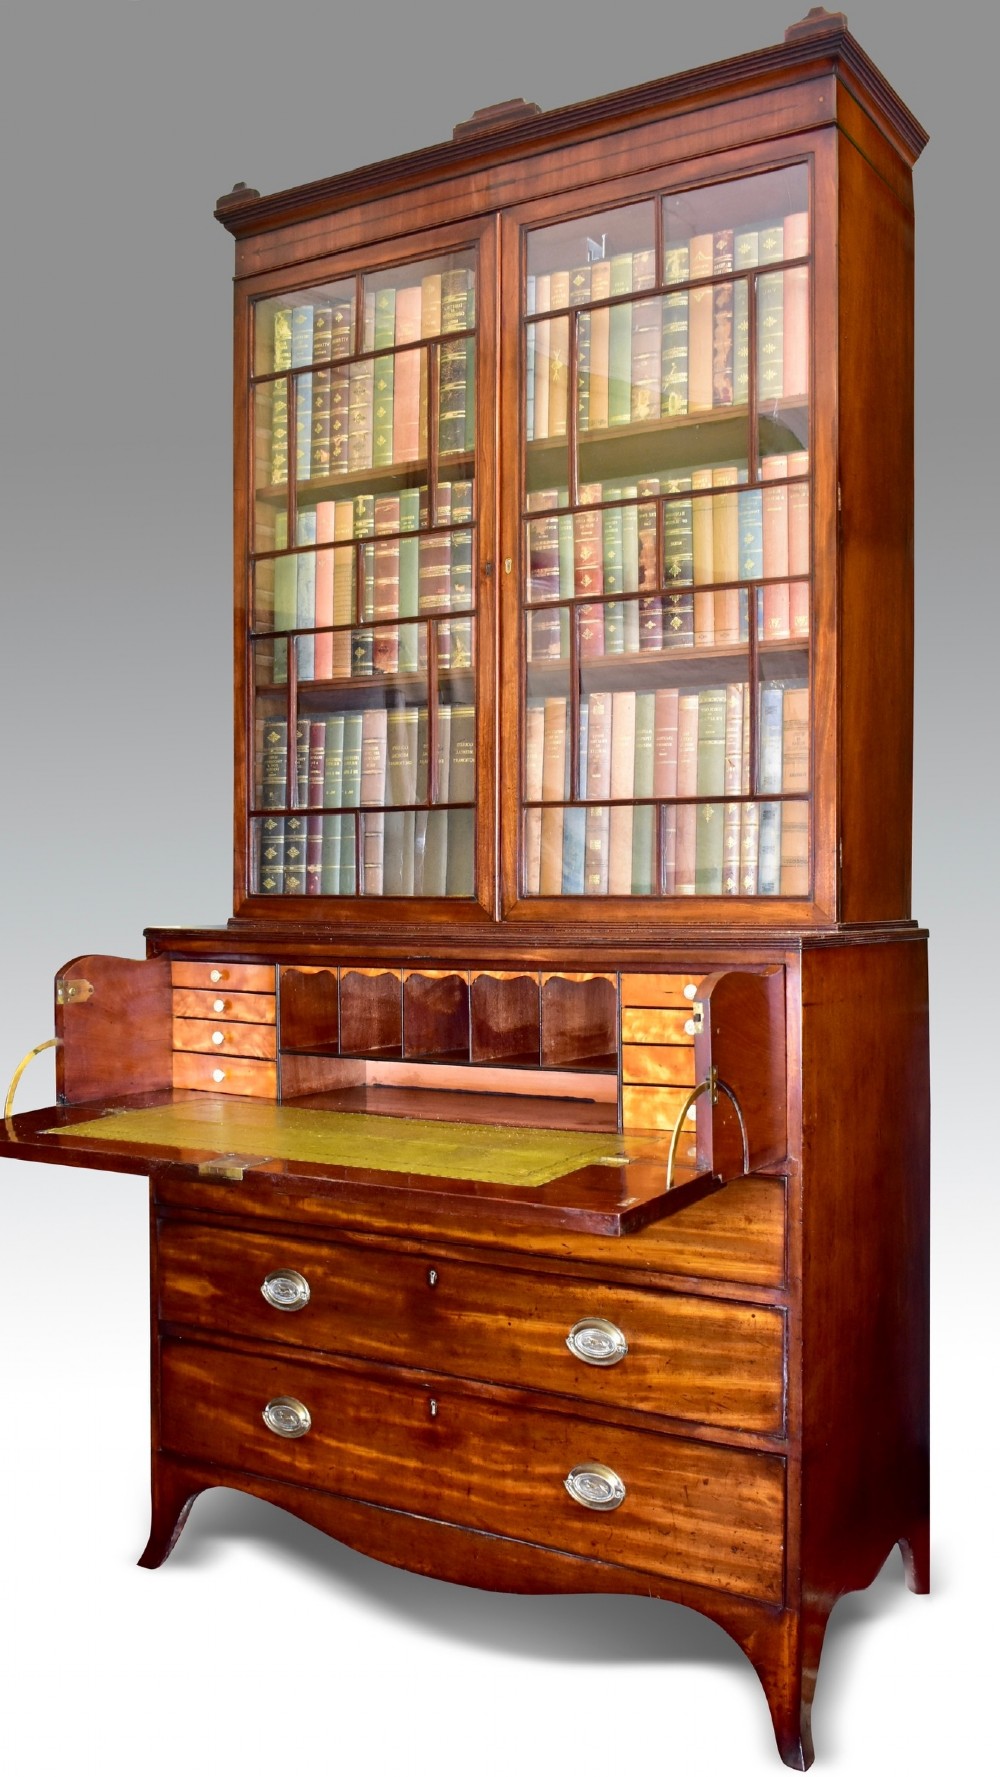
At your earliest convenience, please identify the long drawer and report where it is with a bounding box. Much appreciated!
[159,1339,785,1603]
[156,1221,785,1433]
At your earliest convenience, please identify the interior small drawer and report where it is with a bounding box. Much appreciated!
[171,1053,277,1097]
[172,987,276,1024]
[159,1340,785,1604]
[171,1018,277,1060]
[156,1221,785,1434]
[171,962,275,994]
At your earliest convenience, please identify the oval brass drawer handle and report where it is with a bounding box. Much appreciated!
[261,1269,311,1312]
[564,1462,626,1512]
[566,1317,628,1367]
[262,1396,312,1439]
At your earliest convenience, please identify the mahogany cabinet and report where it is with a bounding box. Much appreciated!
[0,11,929,1767]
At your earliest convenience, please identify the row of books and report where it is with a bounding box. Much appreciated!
[265,271,476,484]
[256,483,475,681]
[265,267,476,372]
[526,456,810,659]
[254,705,476,898]
[526,217,808,440]
[524,682,809,897]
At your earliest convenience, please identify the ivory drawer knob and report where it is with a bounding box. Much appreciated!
[261,1268,311,1312]
[262,1396,311,1439]
[211,1030,225,1046]
[564,1462,626,1511]
[566,1317,628,1367]
[211,1068,226,1083]
[212,998,226,1013]
[210,969,225,984]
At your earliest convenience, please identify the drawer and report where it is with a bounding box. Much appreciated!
[159,1340,785,1603]
[171,1018,277,1061]
[171,1052,277,1097]
[621,1006,694,1045]
[622,1084,697,1131]
[621,1044,696,1086]
[171,962,275,993]
[172,988,276,1024]
[620,973,700,1008]
[156,1222,785,1433]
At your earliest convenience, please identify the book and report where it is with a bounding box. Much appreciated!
[348,358,374,470]
[539,696,568,895]
[787,449,811,636]
[548,270,570,437]
[575,483,605,659]
[283,812,307,894]
[526,488,563,660]
[661,244,689,415]
[320,712,345,894]
[757,683,784,894]
[588,258,612,430]
[712,465,741,644]
[674,691,699,893]
[694,686,727,893]
[780,684,810,894]
[630,261,660,422]
[523,699,545,894]
[733,227,759,405]
[584,689,612,895]
[306,720,327,893]
[761,455,790,639]
[295,509,317,679]
[691,467,715,645]
[602,495,625,655]
[723,683,745,893]
[270,305,292,484]
[783,210,810,400]
[608,253,633,426]
[712,230,735,408]
[653,686,679,893]
[394,285,423,462]
[608,690,636,894]
[631,690,656,894]
[339,711,363,893]
[531,273,551,439]
[373,495,400,674]
[257,814,285,894]
[384,707,419,896]
[687,232,714,411]
[360,706,388,894]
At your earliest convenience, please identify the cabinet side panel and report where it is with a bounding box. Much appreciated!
[837,136,915,922]
[799,939,929,1597]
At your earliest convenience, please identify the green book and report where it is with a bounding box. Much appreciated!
[695,686,727,894]
[373,286,396,349]
[397,487,421,673]
[631,690,656,893]
[661,245,689,416]
[372,355,394,466]
[384,707,419,896]
[601,493,625,654]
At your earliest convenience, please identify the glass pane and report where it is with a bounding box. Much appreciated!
[756,452,811,641]
[663,167,809,265]
[362,253,476,348]
[526,202,656,309]
[254,284,356,376]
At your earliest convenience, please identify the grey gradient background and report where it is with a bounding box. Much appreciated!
[0,2,994,1771]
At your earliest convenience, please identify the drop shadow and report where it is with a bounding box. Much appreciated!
[167,1485,746,1670]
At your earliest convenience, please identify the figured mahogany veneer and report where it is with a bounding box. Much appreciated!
[0,11,930,1770]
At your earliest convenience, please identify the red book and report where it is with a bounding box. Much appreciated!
[394,285,423,462]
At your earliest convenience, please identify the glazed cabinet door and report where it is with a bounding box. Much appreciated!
[498,155,833,927]
[236,216,499,922]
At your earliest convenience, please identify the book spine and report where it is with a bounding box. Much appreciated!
[532,273,551,440]
[787,448,811,636]
[630,254,660,421]
[653,685,679,894]
[548,270,570,438]
[723,682,744,893]
[607,690,636,894]
[711,466,740,644]
[313,501,336,680]
[631,690,656,894]
[321,712,345,894]
[283,812,307,895]
[339,711,363,894]
[674,691,699,894]
[691,467,714,646]
[757,684,784,894]
[712,231,734,409]
[661,244,689,416]
[761,455,790,639]
[539,696,567,895]
[783,211,810,401]
[523,699,545,894]
[733,228,759,406]
[602,495,625,655]
[687,233,714,413]
[295,510,317,680]
[257,814,285,894]
[372,355,395,467]
[359,706,388,895]
[588,260,611,431]
[270,306,292,484]
[584,689,612,895]
[780,684,810,895]
[608,254,633,426]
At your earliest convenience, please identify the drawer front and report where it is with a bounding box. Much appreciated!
[171,962,275,993]
[171,1018,277,1060]
[160,1341,785,1602]
[171,1052,277,1097]
[172,988,276,1024]
[156,1222,784,1433]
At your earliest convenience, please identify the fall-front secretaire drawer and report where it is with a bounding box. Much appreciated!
[156,1221,784,1434]
[159,1340,785,1603]
[171,1053,277,1097]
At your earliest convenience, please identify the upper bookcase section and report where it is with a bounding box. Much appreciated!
[218,10,926,936]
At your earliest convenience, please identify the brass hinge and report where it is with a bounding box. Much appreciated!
[196,1152,269,1181]
[56,977,94,1006]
